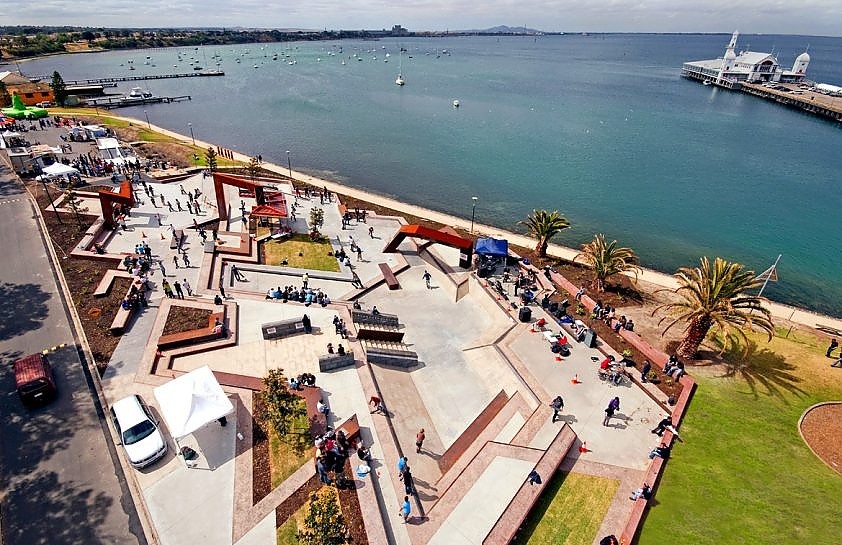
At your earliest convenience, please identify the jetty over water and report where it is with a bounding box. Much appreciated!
[63,70,224,86]
[85,95,192,108]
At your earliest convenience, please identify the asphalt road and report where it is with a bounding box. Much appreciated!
[0,160,145,545]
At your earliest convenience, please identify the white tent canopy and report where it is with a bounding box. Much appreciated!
[154,366,234,439]
[42,162,78,177]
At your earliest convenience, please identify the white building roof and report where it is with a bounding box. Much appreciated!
[734,51,776,65]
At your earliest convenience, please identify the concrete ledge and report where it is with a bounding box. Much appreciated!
[94,269,135,297]
[438,390,509,473]
[318,352,355,372]
[482,426,578,545]
[236,262,354,282]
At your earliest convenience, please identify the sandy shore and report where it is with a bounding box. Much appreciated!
[89,111,842,334]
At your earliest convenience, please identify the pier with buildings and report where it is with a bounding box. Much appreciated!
[682,31,842,122]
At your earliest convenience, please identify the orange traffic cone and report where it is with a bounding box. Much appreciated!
[555,355,562,361]
[141,231,147,238]
[571,374,581,385]
[160,232,166,240]
[578,441,589,453]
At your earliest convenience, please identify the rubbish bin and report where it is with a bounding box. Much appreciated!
[518,306,532,323]
[583,329,598,348]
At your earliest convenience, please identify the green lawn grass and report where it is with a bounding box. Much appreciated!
[276,501,309,545]
[638,328,842,544]
[512,472,619,545]
[262,234,340,272]
[269,400,312,489]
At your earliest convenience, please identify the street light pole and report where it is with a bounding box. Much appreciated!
[143,109,150,130]
[188,123,195,146]
[39,176,63,225]
[470,196,478,235]
[286,150,292,178]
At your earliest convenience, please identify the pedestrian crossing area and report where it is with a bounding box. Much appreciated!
[0,198,24,206]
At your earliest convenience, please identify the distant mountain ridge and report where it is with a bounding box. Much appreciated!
[459,25,543,34]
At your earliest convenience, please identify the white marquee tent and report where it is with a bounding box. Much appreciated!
[41,162,79,177]
[153,366,234,439]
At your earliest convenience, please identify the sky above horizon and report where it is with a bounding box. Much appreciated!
[7,0,842,37]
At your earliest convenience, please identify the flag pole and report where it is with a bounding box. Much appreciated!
[757,254,782,299]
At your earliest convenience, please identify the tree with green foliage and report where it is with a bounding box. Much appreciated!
[0,82,10,108]
[81,30,96,43]
[654,256,775,360]
[574,233,641,292]
[205,147,218,172]
[297,487,348,545]
[63,180,88,228]
[518,209,571,258]
[261,368,305,436]
[50,71,68,106]
[246,156,260,182]
[309,207,325,233]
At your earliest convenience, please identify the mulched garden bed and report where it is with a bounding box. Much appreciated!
[800,403,842,474]
[27,180,127,372]
[252,394,272,504]
[162,307,212,336]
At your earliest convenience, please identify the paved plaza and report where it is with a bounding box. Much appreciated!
[67,166,670,545]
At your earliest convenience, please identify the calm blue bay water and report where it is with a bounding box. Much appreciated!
[14,34,842,315]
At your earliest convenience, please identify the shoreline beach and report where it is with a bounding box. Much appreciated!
[69,109,842,333]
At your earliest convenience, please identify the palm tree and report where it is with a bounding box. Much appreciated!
[574,234,640,292]
[519,209,571,257]
[654,257,774,360]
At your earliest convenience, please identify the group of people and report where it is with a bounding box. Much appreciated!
[326,342,347,356]
[663,355,686,380]
[287,373,316,391]
[332,315,350,339]
[314,428,352,487]
[265,285,331,307]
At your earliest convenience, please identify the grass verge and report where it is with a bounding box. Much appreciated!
[512,472,619,545]
[262,233,340,272]
[638,327,842,544]
[269,400,312,489]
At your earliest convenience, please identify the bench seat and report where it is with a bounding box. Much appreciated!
[158,312,225,350]
[261,318,306,340]
[318,351,355,372]
[378,263,400,290]
[351,310,399,327]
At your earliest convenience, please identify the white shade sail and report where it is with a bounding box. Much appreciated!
[154,366,234,439]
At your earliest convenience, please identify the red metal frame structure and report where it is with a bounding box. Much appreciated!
[212,172,268,222]
[98,181,135,229]
[383,224,474,268]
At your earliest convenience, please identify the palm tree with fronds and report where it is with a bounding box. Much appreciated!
[574,234,641,292]
[519,209,571,258]
[654,257,774,360]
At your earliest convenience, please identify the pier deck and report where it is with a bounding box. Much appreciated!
[740,82,842,122]
[63,71,224,85]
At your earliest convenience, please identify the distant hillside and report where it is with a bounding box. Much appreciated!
[459,25,544,34]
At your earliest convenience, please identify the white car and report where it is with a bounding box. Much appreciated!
[110,394,167,469]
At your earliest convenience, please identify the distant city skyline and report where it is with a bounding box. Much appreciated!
[6,0,842,37]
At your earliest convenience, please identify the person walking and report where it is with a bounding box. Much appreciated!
[603,397,620,427]
[368,226,374,238]
[157,259,167,277]
[182,253,190,268]
[397,456,408,475]
[161,279,174,298]
[173,280,184,299]
[422,270,432,289]
[827,338,838,357]
[356,246,363,261]
[173,255,180,269]
[402,466,415,496]
[175,199,183,212]
[182,278,193,296]
[550,396,564,423]
[399,496,411,523]
[415,428,425,453]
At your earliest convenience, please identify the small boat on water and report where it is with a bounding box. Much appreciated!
[193,66,203,71]
[703,80,712,86]
[452,99,460,108]
[121,87,155,103]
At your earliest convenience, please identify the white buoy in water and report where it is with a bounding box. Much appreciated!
[452,99,460,108]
